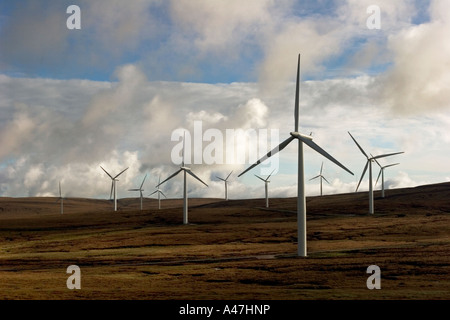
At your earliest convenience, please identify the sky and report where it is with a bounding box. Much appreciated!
[1,0,450,200]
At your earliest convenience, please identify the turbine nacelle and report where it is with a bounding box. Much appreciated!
[290,132,313,141]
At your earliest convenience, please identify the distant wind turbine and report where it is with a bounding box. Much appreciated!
[254,169,275,208]
[374,159,400,198]
[309,162,330,196]
[216,171,233,200]
[238,54,354,257]
[100,166,129,211]
[129,174,147,210]
[348,131,403,214]
[158,132,208,224]
[149,175,167,209]
[56,181,64,214]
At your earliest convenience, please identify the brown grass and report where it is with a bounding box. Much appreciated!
[0,183,449,300]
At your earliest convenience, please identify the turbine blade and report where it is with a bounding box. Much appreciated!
[182,131,186,167]
[186,170,208,187]
[356,161,369,192]
[149,190,158,196]
[309,175,320,181]
[322,176,331,185]
[158,169,183,187]
[384,163,400,169]
[225,170,233,181]
[160,191,167,199]
[266,169,276,180]
[238,136,295,177]
[300,137,354,175]
[110,181,114,200]
[129,188,140,191]
[372,151,404,160]
[100,166,113,179]
[348,131,368,159]
[216,176,226,182]
[375,169,382,186]
[254,175,266,182]
[140,174,147,189]
[294,54,300,132]
[114,167,129,179]
[59,181,62,197]
[371,154,382,168]
[320,162,323,175]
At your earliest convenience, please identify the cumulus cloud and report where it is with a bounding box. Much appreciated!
[0,0,166,77]
[379,0,450,113]
[0,104,36,159]
[0,67,449,198]
[0,66,274,197]
[1,1,450,199]
[169,0,279,56]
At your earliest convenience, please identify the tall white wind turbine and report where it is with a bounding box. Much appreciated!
[56,181,64,214]
[158,132,208,224]
[216,171,233,200]
[374,159,399,198]
[309,162,330,196]
[348,131,403,214]
[129,174,147,210]
[100,166,129,211]
[238,54,354,257]
[254,169,275,208]
[149,175,167,209]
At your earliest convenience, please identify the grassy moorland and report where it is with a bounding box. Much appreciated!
[0,183,449,300]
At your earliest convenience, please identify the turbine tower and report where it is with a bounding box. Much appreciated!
[348,131,403,214]
[216,171,233,200]
[374,159,399,198]
[149,175,167,209]
[129,174,147,210]
[238,54,354,257]
[158,132,208,224]
[100,166,129,211]
[309,162,330,196]
[56,181,64,214]
[254,169,275,208]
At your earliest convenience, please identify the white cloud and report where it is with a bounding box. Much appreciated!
[0,104,36,159]
[0,68,449,198]
[2,0,450,198]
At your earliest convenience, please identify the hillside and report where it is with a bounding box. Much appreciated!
[0,182,449,300]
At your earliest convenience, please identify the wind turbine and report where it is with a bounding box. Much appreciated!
[309,162,330,196]
[374,159,400,198]
[158,132,208,224]
[100,166,129,211]
[238,54,354,257]
[56,181,64,214]
[216,171,233,200]
[348,131,403,214]
[129,174,147,210]
[149,175,167,209]
[254,169,275,208]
